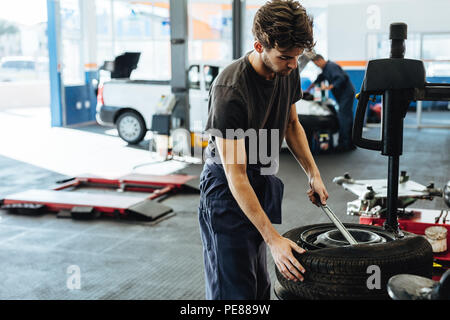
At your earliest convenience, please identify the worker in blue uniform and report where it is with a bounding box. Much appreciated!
[198,0,329,300]
[307,54,356,152]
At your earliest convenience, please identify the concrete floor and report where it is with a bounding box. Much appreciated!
[0,111,449,299]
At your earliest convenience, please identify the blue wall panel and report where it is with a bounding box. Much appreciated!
[64,85,91,125]
[85,70,99,121]
[64,72,98,125]
[346,69,365,115]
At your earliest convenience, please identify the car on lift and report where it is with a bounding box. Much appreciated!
[294,91,339,153]
[95,52,222,145]
[293,52,340,153]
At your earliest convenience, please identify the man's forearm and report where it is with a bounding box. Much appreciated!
[285,120,320,179]
[224,170,280,244]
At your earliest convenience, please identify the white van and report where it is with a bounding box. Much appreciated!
[96,52,222,145]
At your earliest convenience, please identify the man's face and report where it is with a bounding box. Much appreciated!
[261,46,304,76]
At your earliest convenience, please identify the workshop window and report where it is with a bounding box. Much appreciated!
[423,34,450,77]
[188,1,233,65]
[96,0,171,81]
[60,0,84,85]
[367,33,421,60]
[367,32,450,77]
[96,0,114,65]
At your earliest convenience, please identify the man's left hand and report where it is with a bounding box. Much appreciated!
[320,84,334,91]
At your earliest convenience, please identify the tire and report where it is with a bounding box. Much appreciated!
[276,223,433,300]
[116,111,147,144]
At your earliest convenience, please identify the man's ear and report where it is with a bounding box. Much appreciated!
[254,41,264,54]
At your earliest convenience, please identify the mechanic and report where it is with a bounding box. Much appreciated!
[307,54,356,152]
[198,0,329,300]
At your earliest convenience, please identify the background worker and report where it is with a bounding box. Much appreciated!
[307,54,356,152]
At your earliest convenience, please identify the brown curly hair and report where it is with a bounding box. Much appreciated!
[252,0,315,51]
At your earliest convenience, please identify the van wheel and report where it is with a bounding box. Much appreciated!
[276,223,433,300]
[116,111,147,144]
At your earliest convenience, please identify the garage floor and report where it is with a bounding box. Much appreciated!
[0,120,449,299]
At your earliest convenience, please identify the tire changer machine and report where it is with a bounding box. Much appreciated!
[333,23,450,298]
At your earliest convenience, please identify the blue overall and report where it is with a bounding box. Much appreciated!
[198,159,284,300]
[314,61,355,149]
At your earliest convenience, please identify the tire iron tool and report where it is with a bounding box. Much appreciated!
[314,193,358,245]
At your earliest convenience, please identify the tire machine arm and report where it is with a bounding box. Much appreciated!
[352,23,450,237]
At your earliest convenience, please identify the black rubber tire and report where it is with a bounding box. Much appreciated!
[276,223,433,300]
[116,111,147,144]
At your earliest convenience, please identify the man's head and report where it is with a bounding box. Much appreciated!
[312,54,327,69]
[252,0,315,76]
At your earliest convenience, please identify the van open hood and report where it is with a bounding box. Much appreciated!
[100,52,141,79]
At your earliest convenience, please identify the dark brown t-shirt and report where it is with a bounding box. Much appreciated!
[204,51,302,170]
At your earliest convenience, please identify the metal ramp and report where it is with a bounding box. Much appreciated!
[1,173,198,221]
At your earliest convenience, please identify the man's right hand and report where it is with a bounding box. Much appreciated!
[268,235,306,282]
